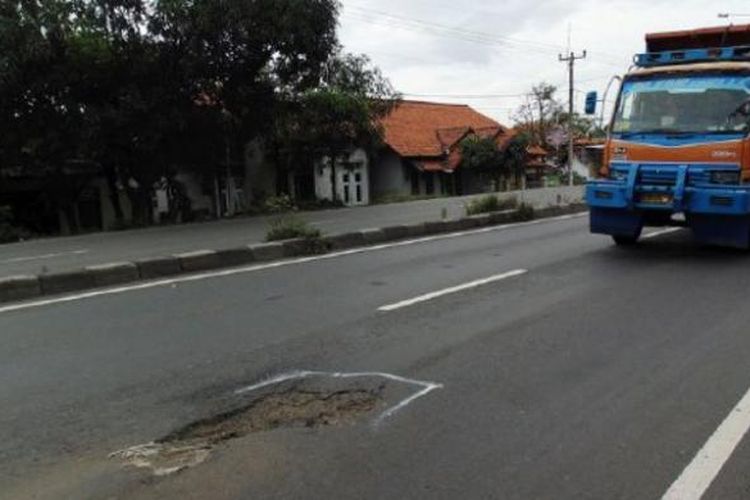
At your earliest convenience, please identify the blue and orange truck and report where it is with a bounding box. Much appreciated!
[586,24,750,247]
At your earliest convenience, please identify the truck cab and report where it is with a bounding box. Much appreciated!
[587,24,750,248]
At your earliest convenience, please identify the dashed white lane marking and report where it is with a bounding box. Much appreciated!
[235,370,443,425]
[0,249,89,264]
[662,386,750,500]
[0,213,584,315]
[377,269,528,312]
[643,228,683,240]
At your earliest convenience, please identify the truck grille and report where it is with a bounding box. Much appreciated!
[610,163,738,187]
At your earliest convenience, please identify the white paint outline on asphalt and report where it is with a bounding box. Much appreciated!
[643,228,683,240]
[0,249,89,265]
[234,370,444,425]
[0,212,585,315]
[111,370,443,476]
[662,385,750,500]
[378,269,528,312]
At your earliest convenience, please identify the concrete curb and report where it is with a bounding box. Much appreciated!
[135,256,182,279]
[0,275,41,302]
[0,204,587,304]
[86,262,139,287]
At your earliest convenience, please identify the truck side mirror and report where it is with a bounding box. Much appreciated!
[585,91,598,115]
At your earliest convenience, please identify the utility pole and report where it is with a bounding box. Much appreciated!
[559,50,587,186]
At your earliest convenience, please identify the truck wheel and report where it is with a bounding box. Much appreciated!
[613,235,639,246]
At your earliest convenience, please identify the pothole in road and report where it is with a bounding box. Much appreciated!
[112,385,383,476]
[111,371,442,476]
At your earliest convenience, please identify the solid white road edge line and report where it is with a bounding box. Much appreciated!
[234,370,443,425]
[378,269,528,312]
[0,212,583,314]
[662,385,750,500]
[642,227,683,240]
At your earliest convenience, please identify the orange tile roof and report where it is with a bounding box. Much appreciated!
[526,144,549,156]
[380,100,508,158]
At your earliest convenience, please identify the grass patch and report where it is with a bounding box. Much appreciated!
[464,195,517,216]
[266,216,322,242]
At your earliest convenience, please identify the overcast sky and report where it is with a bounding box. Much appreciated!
[337,0,750,125]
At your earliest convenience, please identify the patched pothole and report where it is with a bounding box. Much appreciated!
[111,371,442,476]
[165,387,382,443]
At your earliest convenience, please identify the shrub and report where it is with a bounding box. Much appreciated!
[296,198,345,211]
[0,206,32,243]
[513,202,535,221]
[266,215,322,242]
[263,194,297,214]
[465,195,517,216]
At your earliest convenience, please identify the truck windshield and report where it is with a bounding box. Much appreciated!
[612,75,750,135]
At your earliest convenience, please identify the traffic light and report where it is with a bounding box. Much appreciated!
[585,91,598,115]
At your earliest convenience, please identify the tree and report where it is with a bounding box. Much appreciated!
[502,132,531,189]
[513,83,563,147]
[460,136,503,171]
[513,82,605,172]
[0,0,343,230]
[275,52,400,202]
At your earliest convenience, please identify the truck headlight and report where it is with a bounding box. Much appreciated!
[710,171,740,185]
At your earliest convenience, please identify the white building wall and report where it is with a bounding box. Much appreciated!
[315,149,370,206]
[370,149,411,199]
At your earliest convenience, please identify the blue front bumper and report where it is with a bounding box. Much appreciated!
[586,162,750,247]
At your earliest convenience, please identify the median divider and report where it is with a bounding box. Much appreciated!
[0,203,587,304]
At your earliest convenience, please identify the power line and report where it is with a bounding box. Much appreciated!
[343,5,628,67]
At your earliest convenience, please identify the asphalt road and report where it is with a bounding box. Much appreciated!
[0,193,501,278]
[2,213,750,499]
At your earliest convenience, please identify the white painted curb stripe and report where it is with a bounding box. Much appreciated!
[378,269,528,312]
[0,213,582,315]
[662,386,750,500]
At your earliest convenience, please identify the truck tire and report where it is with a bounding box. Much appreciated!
[613,235,639,246]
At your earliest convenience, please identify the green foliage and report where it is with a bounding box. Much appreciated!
[0,0,341,229]
[275,51,400,201]
[465,195,517,216]
[513,203,536,221]
[262,194,297,214]
[460,136,503,171]
[266,216,321,242]
[502,133,531,175]
[0,206,32,243]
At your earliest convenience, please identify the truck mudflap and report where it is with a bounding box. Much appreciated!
[586,162,750,248]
